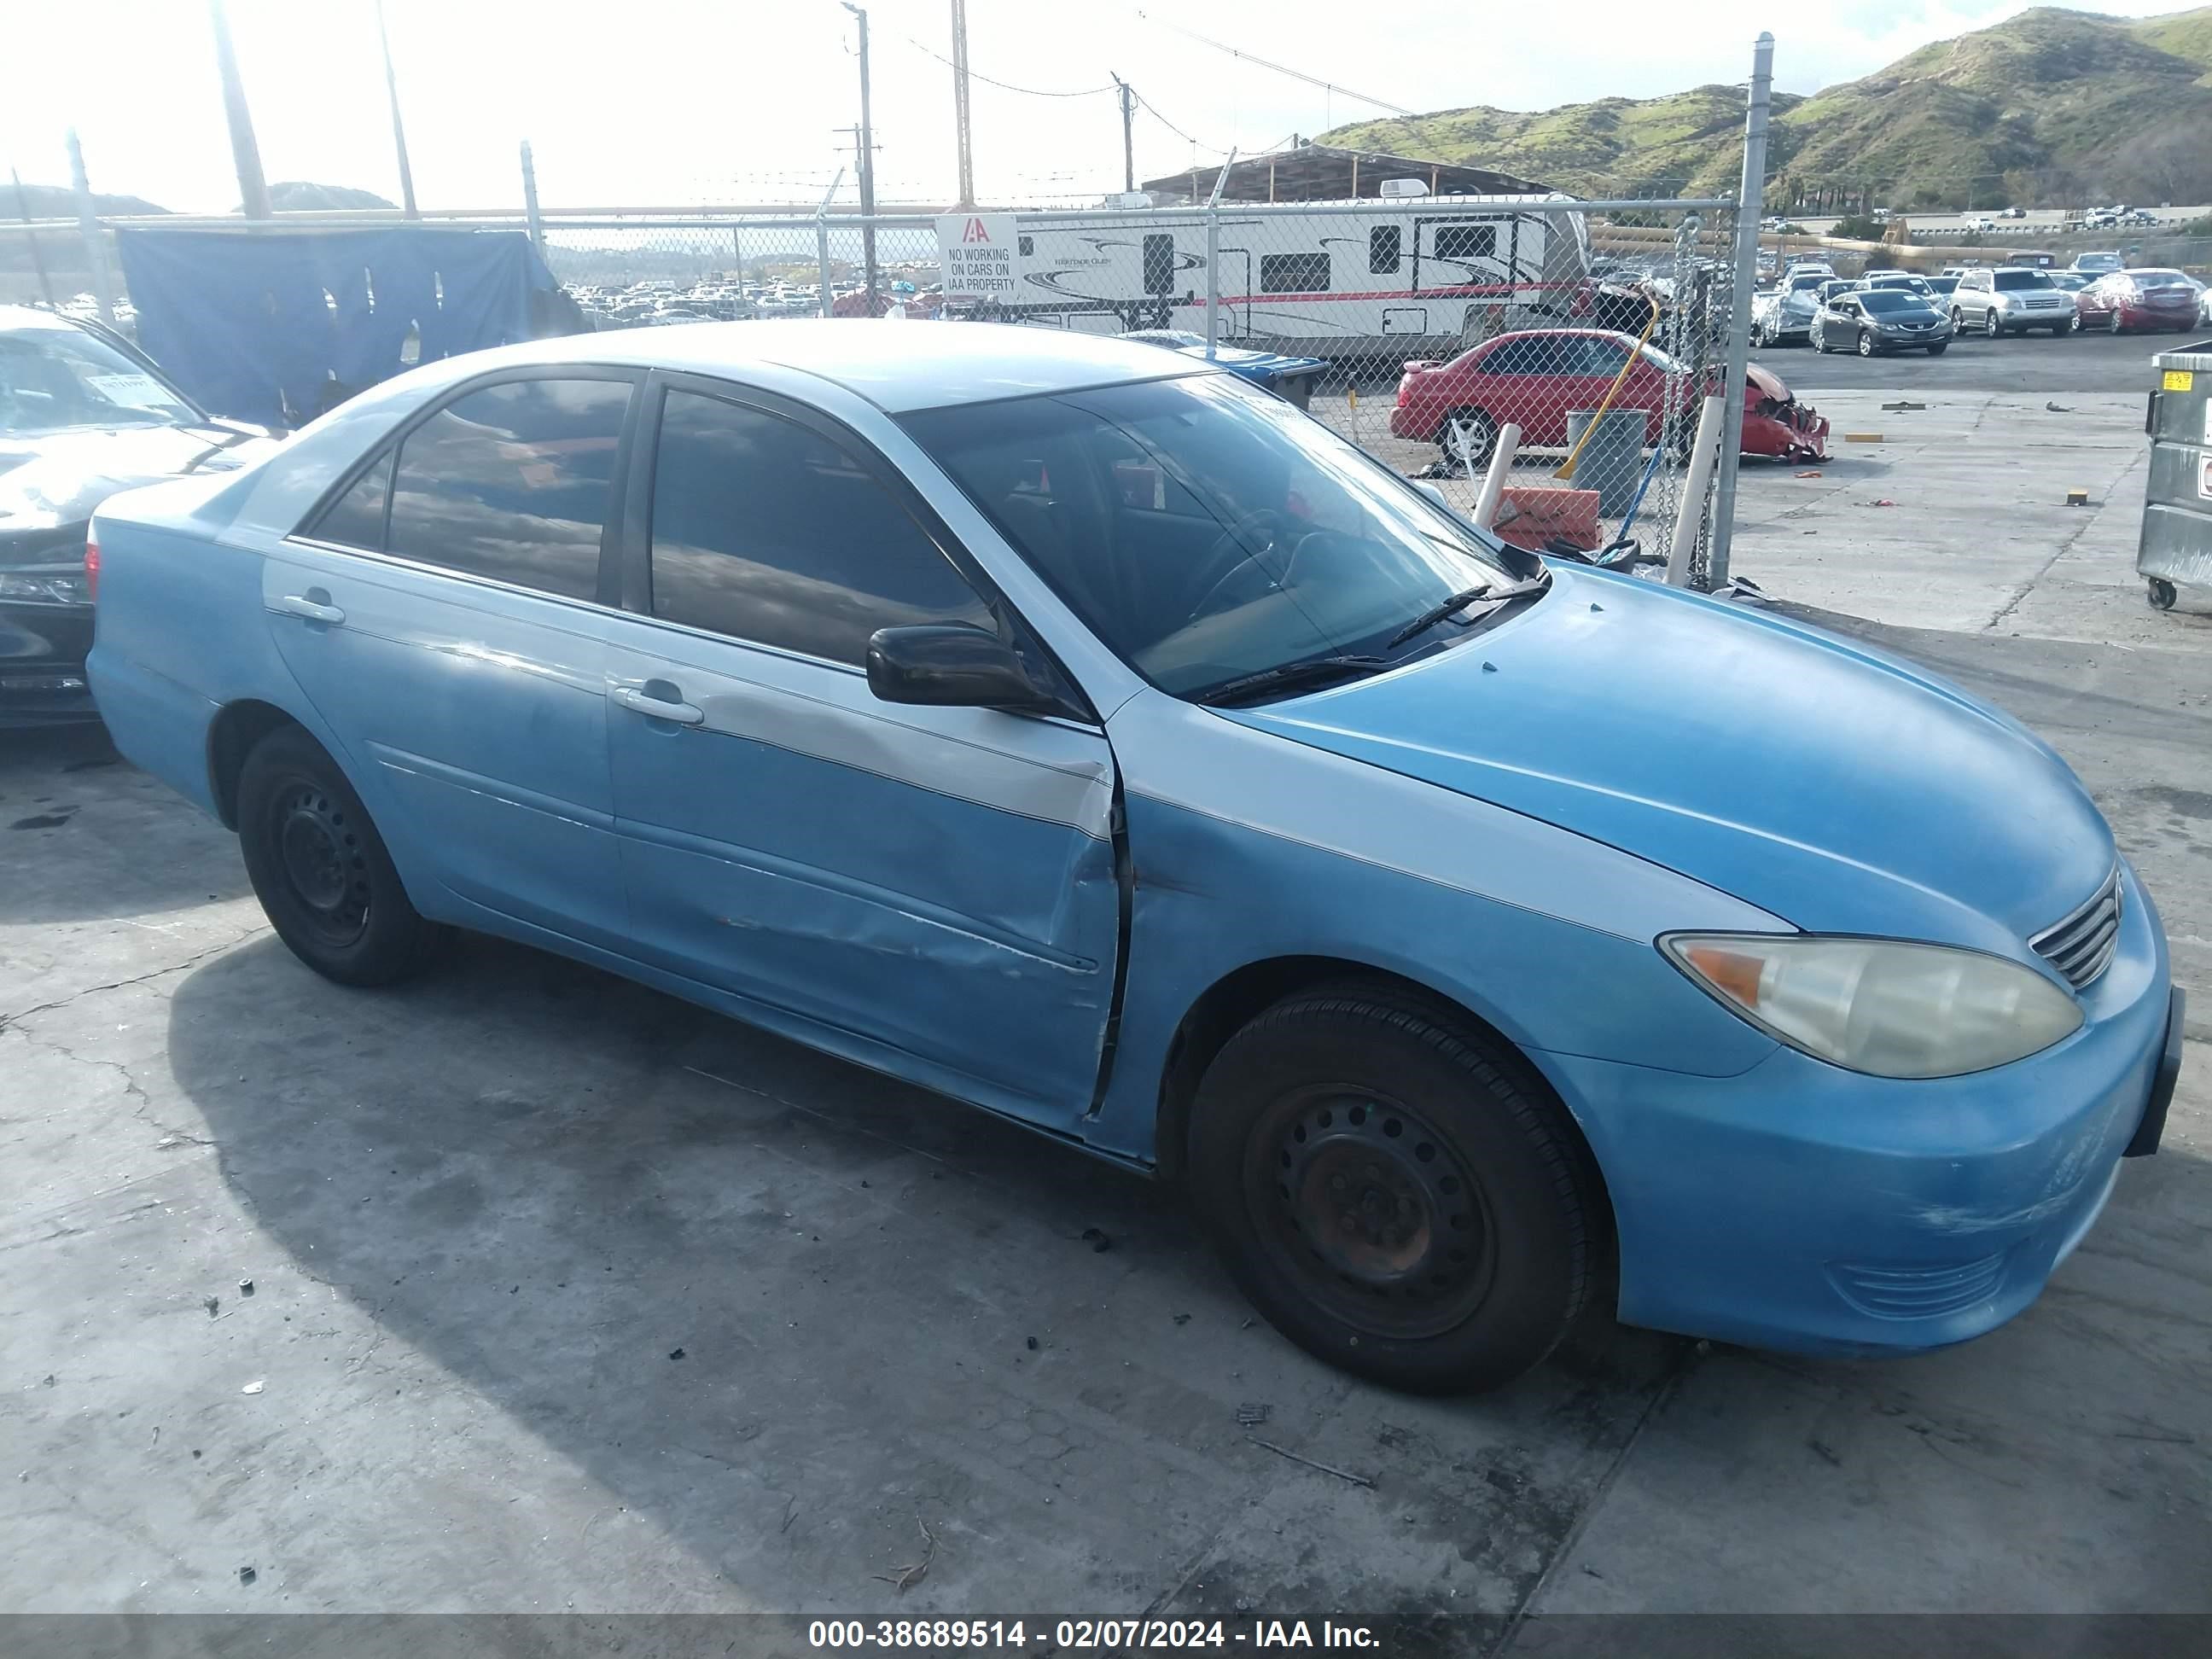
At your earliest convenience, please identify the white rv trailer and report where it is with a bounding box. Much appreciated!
[982,190,1592,366]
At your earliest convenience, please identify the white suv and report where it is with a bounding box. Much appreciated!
[1950,268,2073,336]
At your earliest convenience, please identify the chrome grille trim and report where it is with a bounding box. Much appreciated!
[2030,865,2122,991]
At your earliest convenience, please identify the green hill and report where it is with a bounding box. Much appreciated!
[1322,5,2212,207]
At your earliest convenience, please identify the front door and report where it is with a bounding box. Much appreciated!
[602,378,1121,1122]
[267,371,637,948]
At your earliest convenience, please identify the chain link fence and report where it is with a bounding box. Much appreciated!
[10,193,1773,585]
[529,196,1751,582]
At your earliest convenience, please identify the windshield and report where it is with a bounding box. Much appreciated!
[1858,290,1924,313]
[1786,274,1824,293]
[1994,271,2054,291]
[902,374,1521,700]
[1,323,198,436]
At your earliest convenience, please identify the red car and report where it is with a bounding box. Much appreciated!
[1390,328,1828,466]
[2070,269,2201,334]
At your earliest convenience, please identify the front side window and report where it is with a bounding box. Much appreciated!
[902,374,1519,700]
[382,377,631,601]
[1260,253,1330,294]
[648,389,991,665]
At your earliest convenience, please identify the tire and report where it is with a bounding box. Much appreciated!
[1857,329,1877,358]
[236,725,442,987]
[2069,311,2085,334]
[1808,324,1825,354]
[2109,309,2124,335]
[1984,309,2002,339]
[1927,342,1948,355]
[1186,987,1598,1394]
[2148,577,2179,611]
[1950,307,1965,333]
[1437,407,1498,471]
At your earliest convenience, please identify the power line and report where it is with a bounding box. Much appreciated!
[1133,91,1229,157]
[896,31,1112,98]
[1130,10,1416,118]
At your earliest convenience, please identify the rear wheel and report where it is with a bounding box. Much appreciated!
[1187,987,1598,1394]
[1437,407,1498,472]
[236,725,442,986]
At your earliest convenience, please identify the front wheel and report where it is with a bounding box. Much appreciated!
[236,725,443,986]
[1857,329,1877,358]
[1984,309,2003,338]
[2070,311,2086,333]
[2109,309,2125,335]
[1187,987,1598,1394]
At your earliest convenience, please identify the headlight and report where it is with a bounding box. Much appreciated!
[1661,934,2083,1078]
[0,569,92,606]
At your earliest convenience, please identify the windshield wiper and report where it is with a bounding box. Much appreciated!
[1193,654,1395,707]
[1387,572,1548,647]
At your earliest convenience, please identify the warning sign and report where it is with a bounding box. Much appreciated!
[935,214,1019,300]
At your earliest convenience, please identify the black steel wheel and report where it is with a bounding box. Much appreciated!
[236,724,442,986]
[2148,577,2179,611]
[1187,986,1598,1394]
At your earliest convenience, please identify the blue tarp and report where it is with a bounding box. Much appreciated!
[114,227,555,428]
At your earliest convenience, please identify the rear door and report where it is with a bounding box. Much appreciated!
[268,370,638,946]
[598,375,1121,1121]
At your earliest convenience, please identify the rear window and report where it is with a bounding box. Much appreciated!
[1994,271,2053,291]
[2134,270,2191,286]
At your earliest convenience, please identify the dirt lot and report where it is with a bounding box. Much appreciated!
[1,356,2206,1644]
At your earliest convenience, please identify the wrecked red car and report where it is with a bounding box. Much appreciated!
[1390,329,1828,466]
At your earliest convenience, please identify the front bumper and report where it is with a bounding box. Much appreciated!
[1540,861,2174,1356]
[0,601,96,726]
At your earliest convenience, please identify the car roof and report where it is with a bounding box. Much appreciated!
[0,303,94,333]
[384,319,1207,415]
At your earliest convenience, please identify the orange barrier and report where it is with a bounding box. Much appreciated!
[1490,486,1603,553]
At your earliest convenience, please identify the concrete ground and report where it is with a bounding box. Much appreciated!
[2,335,2207,1639]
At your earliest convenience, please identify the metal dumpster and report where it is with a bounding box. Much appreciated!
[2140,342,2212,610]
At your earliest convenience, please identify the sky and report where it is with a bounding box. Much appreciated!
[2,0,2197,213]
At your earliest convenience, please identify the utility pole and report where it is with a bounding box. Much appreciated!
[373,0,418,217]
[842,3,878,303]
[950,0,975,209]
[207,0,273,218]
[1110,73,1136,194]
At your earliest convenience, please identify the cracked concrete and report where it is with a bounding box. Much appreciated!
[0,341,2207,1633]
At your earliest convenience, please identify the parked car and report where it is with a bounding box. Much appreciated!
[1950,267,2073,336]
[1119,329,1327,409]
[1,305,277,725]
[2072,268,2202,334]
[2049,271,2095,294]
[1750,270,1830,346]
[1809,286,1953,355]
[1860,274,1935,298]
[1389,329,1828,464]
[84,323,2179,1393]
[2070,251,2125,276]
[1924,275,1960,300]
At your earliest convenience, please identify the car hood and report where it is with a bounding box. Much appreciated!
[0,423,280,542]
[1228,567,2113,954]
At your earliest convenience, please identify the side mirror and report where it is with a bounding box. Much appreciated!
[866,623,1064,715]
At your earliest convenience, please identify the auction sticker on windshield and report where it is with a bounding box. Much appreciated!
[936,214,1018,300]
[87,372,175,409]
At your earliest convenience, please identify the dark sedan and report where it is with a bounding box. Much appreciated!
[1,305,276,725]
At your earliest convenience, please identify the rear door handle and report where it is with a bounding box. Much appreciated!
[276,594,346,625]
[615,686,705,725]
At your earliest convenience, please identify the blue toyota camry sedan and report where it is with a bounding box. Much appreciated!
[86,323,2182,1393]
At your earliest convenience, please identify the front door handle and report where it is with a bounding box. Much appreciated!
[276,593,346,625]
[615,686,704,725]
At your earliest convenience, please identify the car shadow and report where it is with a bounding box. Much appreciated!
[0,724,254,923]
[163,930,1679,1611]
